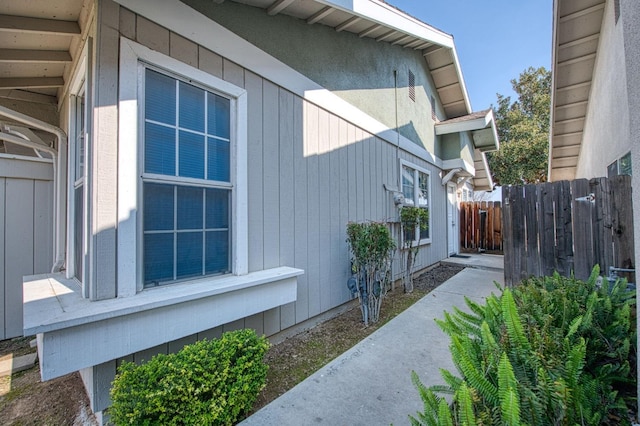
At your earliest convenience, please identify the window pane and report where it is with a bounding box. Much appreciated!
[144,233,174,285]
[207,137,230,182]
[177,186,203,230]
[178,130,204,179]
[607,161,618,178]
[620,152,632,175]
[206,231,229,274]
[145,122,176,175]
[402,166,414,205]
[177,232,203,279]
[420,208,430,240]
[208,93,230,139]
[145,69,176,125]
[179,81,205,132]
[144,183,174,231]
[418,172,429,207]
[74,185,83,282]
[206,188,230,229]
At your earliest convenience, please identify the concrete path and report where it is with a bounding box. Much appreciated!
[241,258,504,426]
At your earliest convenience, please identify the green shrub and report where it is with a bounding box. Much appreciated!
[109,329,269,426]
[410,266,636,426]
[346,221,396,325]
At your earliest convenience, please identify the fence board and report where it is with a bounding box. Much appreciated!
[611,175,635,271]
[524,184,539,278]
[503,176,633,285]
[555,180,573,276]
[502,187,515,285]
[571,179,593,280]
[538,182,555,277]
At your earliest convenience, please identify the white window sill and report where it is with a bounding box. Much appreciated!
[24,267,302,380]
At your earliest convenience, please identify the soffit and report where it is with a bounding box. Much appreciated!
[0,0,88,102]
[549,0,605,181]
[228,0,472,119]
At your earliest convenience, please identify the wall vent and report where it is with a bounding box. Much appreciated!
[408,70,415,102]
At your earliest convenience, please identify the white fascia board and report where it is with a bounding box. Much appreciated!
[435,111,493,135]
[548,0,562,180]
[442,158,474,176]
[436,117,488,135]
[318,0,454,48]
[112,0,442,167]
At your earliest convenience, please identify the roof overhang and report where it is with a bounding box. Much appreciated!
[548,0,605,181]
[435,109,499,152]
[227,0,473,118]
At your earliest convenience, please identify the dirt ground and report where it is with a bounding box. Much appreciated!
[0,263,463,424]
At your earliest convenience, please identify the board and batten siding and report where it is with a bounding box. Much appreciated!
[92,4,447,363]
[1,157,53,340]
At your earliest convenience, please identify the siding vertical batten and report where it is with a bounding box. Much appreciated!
[293,96,309,324]
[0,178,5,338]
[91,0,120,300]
[279,88,296,329]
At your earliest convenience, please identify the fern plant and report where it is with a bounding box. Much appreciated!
[410,267,636,426]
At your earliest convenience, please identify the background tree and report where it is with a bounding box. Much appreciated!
[487,66,551,185]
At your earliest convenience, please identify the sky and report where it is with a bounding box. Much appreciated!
[389,0,553,111]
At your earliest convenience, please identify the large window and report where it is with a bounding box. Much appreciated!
[142,68,232,286]
[401,161,431,244]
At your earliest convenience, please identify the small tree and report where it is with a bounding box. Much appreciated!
[346,222,396,326]
[400,206,429,293]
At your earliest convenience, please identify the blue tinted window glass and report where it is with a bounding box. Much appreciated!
[179,81,205,132]
[207,138,230,182]
[206,188,229,229]
[177,232,203,279]
[178,131,204,179]
[143,183,174,231]
[144,233,174,285]
[145,69,176,125]
[207,93,230,139]
[145,122,176,175]
[177,186,203,230]
[205,231,229,274]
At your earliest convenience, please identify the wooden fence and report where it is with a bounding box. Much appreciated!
[502,176,634,286]
[459,201,503,253]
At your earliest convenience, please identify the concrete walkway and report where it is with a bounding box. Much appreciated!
[241,255,504,426]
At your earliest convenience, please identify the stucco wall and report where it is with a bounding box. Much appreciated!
[460,131,474,166]
[620,0,640,409]
[182,0,443,156]
[576,0,630,178]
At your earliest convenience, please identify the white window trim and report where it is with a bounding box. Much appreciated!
[399,159,432,246]
[118,37,248,297]
[67,40,92,298]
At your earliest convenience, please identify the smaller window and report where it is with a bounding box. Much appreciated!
[608,151,632,178]
[401,162,431,244]
[408,70,415,102]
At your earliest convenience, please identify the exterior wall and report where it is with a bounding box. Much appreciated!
[460,132,474,166]
[620,0,640,409]
[0,158,53,340]
[441,133,459,160]
[183,0,444,156]
[71,0,450,413]
[576,0,630,178]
